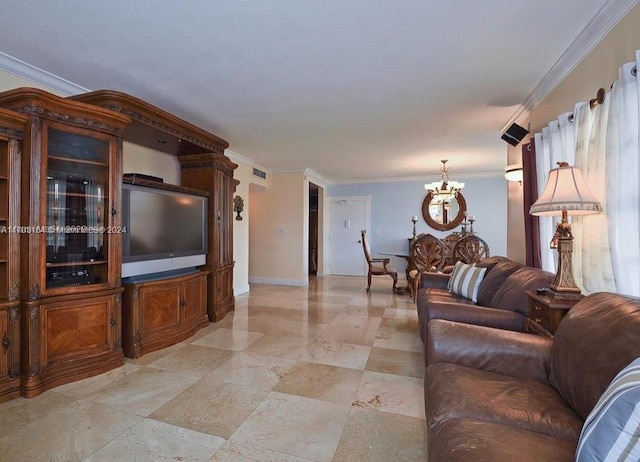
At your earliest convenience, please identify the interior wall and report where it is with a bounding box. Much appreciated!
[0,71,63,94]
[124,143,180,184]
[249,171,307,286]
[531,4,640,133]
[328,174,507,274]
[227,153,251,295]
[506,142,526,264]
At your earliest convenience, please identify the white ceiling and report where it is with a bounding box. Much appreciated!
[0,0,631,182]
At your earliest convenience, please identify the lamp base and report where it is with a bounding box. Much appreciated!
[548,234,582,300]
[545,287,583,301]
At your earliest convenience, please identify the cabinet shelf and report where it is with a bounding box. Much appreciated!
[48,191,107,199]
[46,260,106,268]
[48,154,109,167]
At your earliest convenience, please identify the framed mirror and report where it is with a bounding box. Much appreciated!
[421,191,467,231]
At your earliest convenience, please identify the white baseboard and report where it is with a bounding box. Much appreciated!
[234,284,250,296]
[248,277,308,287]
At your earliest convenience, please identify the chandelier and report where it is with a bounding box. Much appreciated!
[424,159,465,199]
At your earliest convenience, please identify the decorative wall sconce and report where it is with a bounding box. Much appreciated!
[233,195,244,221]
[504,164,523,184]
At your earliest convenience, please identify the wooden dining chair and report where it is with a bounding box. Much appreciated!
[453,235,490,265]
[441,232,460,273]
[408,233,446,302]
[360,230,398,293]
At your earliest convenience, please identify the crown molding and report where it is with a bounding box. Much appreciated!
[225,149,253,165]
[0,52,90,96]
[501,0,640,132]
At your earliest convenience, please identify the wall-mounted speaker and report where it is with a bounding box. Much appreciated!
[501,123,529,146]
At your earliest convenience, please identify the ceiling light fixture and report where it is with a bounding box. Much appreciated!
[424,159,465,199]
[504,164,523,183]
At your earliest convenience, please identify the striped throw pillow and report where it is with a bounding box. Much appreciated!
[447,261,486,303]
[576,357,640,462]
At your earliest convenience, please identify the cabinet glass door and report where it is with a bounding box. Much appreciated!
[45,127,111,290]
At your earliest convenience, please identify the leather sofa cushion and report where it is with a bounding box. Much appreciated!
[426,362,583,441]
[417,288,476,343]
[428,418,577,462]
[475,258,524,306]
[490,266,555,315]
[550,292,640,421]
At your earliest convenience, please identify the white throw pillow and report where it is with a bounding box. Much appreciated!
[576,357,640,462]
[447,261,486,303]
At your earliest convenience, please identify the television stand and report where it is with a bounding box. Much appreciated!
[122,269,209,358]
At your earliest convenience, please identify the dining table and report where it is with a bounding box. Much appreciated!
[379,251,416,295]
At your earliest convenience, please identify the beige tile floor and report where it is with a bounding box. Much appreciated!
[0,275,427,462]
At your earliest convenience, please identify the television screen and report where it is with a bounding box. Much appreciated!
[122,184,207,277]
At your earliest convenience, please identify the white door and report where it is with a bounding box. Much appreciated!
[329,196,370,276]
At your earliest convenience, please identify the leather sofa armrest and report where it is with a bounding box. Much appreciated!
[419,272,450,290]
[427,319,552,384]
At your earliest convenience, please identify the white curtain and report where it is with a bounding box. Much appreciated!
[532,52,640,297]
[533,112,576,275]
[606,59,640,296]
[576,92,615,292]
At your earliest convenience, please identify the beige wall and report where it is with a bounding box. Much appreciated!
[507,3,640,262]
[0,72,63,95]
[123,143,180,184]
[227,154,253,295]
[249,171,308,285]
[506,141,526,264]
[531,5,640,133]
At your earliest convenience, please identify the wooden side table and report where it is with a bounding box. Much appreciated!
[524,290,583,335]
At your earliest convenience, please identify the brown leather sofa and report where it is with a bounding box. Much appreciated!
[424,292,640,461]
[416,256,555,363]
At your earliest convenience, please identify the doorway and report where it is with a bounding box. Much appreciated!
[328,196,371,276]
[309,184,319,275]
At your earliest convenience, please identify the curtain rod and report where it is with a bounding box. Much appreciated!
[567,87,606,122]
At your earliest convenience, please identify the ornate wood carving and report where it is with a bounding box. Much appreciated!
[8,284,19,301]
[27,305,40,377]
[28,284,40,300]
[69,90,229,156]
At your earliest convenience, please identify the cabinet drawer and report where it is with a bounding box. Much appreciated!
[529,304,551,329]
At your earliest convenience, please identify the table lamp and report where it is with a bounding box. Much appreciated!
[529,161,602,300]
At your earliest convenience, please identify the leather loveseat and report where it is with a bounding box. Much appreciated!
[416,256,554,363]
[424,292,640,461]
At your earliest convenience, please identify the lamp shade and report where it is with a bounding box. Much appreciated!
[530,162,602,216]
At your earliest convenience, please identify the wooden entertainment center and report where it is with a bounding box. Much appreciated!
[0,87,236,400]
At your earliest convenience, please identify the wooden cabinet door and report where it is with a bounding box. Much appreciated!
[139,284,181,340]
[182,273,207,327]
[42,295,115,367]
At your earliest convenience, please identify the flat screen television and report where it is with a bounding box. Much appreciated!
[122,183,207,278]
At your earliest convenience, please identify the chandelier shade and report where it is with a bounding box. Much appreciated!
[424,159,464,198]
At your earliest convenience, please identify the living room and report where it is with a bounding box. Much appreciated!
[0,1,639,461]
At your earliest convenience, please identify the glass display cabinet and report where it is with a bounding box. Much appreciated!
[44,126,113,291]
[0,88,130,397]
